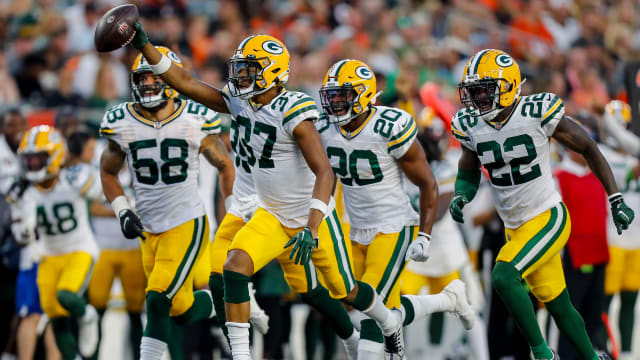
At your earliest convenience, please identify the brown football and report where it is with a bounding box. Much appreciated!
[94,4,139,52]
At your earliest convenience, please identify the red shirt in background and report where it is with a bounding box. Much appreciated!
[554,161,609,268]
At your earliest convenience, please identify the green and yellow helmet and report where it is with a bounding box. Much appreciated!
[458,49,522,121]
[227,35,290,99]
[18,126,66,184]
[319,59,377,126]
[130,46,183,108]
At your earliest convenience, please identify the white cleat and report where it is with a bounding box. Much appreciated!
[383,309,405,360]
[78,304,99,357]
[248,282,270,334]
[443,279,475,330]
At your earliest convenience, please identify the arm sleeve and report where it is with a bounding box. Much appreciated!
[282,94,319,135]
[387,113,418,159]
[67,165,105,201]
[540,94,565,137]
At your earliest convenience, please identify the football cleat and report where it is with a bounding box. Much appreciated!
[78,304,99,357]
[383,309,405,360]
[443,279,475,330]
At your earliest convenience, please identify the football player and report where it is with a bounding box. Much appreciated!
[13,126,101,360]
[317,59,474,359]
[99,46,235,360]
[599,101,640,360]
[449,49,634,360]
[126,25,419,359]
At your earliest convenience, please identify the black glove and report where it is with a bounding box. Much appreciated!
[119,209,146,240]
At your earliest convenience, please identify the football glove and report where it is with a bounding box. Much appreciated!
[609,193,635,235]
[449,194,469,223]
[284,226,318,265]
[118,209,146,240]
[131,22,149,50]
[405,232,431,262]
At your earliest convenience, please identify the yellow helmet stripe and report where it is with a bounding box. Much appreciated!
[330,59,349,78]
[468,49,490,78]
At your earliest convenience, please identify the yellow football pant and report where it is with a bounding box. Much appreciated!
[399,269,461,296]
[605,246,640,294]
[141,215,209,316]
[351,226,417,309]
[497,202,571,302]
[229,207,355,298]
[210,212,245,274]
[37,251,93,318]
[88,248,146,312]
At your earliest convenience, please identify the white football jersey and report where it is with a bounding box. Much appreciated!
[318,106,419,244]
[99,99,221,233]
[21,164,101,257]
[600,145,640,248]
[451,92,564,228]
[222,86,321,228]
[0,135,21,195]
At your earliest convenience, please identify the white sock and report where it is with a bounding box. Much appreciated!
[362,292,396,335]
[139,336,167,360]
[341,329,359,360]
[358,338,384,360]
[403,293,454,321]
[226,321,251,359]
[348,310,365,331]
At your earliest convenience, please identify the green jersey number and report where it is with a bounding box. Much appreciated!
[186,102,209,116]
[231,116,277,173]
[36,202,78,236]
[476,134,542,186]
[327,147,383,186]
[373,108,402,137]
[106,107,125,123]
[129,138,189,185]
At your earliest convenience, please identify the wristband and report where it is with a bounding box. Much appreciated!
[110,195,131,218]
[310,198,329,217]
[150,54,171,75]
[608,192,623,203]
[417,232,431,240]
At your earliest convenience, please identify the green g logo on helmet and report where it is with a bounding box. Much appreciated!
[496,54,514,67]
[355,66,373,80]
[167,51,182,64]
[262,40,284,54]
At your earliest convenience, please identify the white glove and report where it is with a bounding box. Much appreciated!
[405,232,431,262]
[10,199,36,246]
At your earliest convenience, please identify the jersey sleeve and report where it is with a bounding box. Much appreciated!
[540,93,565,137]
[450,110,474,151]
[387,110,418,159]
[184,100,222,135]
[65,164,104,201]
[282,93,319,135]
[99,104,127,150]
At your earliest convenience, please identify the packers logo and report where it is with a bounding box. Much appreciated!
[167,51,182,64]
[495,54,513,67]
[355,66,373,80]
[262,40,284,54]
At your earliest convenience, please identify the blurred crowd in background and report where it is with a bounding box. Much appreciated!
[2,0,640,359]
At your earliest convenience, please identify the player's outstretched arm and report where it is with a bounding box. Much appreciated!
[449,146,482,223]
[398,141,438,235]
[601,110,640,157]
[200,134,235,199]
[553,115,635,233]
[293,121,335,235]
[133,27,229,114]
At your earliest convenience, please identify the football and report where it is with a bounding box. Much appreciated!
[94,4,139,52]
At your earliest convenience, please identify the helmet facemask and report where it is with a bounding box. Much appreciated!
[131,71,171,109]
[227,57,274,100]
[320,84,365,126]
[21,151,54,183]
[459,77,507,121]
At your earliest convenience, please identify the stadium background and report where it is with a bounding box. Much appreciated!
[1,0,640,359]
